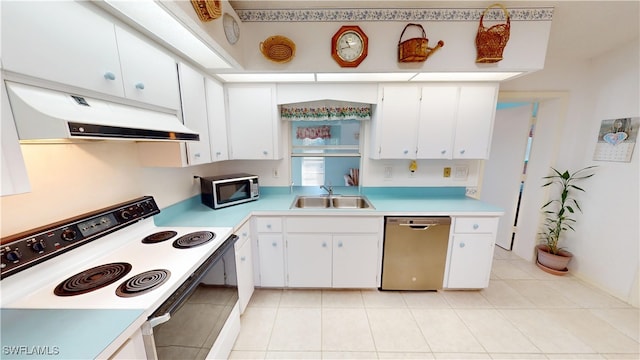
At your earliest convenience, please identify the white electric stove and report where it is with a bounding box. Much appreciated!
[1,196,239,359]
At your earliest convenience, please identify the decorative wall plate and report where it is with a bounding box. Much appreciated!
[223,13,240,44]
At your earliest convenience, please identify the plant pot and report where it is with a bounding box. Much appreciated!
[536,244,572,275]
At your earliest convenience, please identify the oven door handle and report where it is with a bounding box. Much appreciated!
[146,234,239,328]
[147,312,171,328]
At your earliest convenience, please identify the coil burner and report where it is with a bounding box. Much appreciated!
[54,262,132,296]
[115,269,171,298]
[172,231,215,249]
[142,231,178,244]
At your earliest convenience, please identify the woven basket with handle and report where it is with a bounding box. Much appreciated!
[260,35,296,63]
[475,3,510,63]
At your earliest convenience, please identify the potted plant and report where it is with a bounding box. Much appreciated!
[536,166,597,275]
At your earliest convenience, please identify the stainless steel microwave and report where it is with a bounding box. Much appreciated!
[200,173,259,209]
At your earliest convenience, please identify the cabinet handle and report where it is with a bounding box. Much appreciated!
[403,149,409,155]
[216,151,222,156]
[194,153,201,158]
[266,224,272,229]
[272,242,277,247]
[322,242,327,248]
[338,242,343,248]
[460,242,466,248]
[103,72,116,81]
[460,149,466,155]
[441,149,447,155]
[135,82,145,90]
[240,256,246,261]
[242,232,248,238]
[263,150,268,156]
[473,224,479,230]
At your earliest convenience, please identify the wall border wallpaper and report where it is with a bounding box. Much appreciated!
[236,7,554,22]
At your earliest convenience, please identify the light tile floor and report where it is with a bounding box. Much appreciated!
[231,247,639,359]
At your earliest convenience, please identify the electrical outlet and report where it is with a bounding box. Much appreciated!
[272,168,279,178]
[443,167,451,177]
[384,166,392,179]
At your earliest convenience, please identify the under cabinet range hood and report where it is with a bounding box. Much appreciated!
[5,82,200,142]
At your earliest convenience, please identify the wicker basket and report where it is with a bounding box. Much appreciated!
[260,35,296,63]
[398,24,444,63]
[475,3,510,63]
[190,0,222,22]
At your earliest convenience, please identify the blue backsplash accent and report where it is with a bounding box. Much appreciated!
[361,187,467,197]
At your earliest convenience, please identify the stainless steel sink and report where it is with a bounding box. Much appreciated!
[291,196,331,208]
[290,195,374,209]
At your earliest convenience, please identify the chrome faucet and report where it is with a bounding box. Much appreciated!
[320,185,333,196]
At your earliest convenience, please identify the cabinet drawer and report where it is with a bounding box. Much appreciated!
[255,217,282,232]
[235,221,251,249]
[454,217,499,234]
[286,217,381,233]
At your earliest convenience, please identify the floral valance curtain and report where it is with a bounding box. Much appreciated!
[280,100,372,121]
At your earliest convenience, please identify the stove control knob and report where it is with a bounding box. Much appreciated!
[5,249,22,262]
[120,210,132,220]
[31,240,46,253]
[61,229,77,241]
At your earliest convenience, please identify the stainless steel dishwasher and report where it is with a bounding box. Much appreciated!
[381,216,451,291]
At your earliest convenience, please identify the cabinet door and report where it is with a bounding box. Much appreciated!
[416,85,458,159]
[333,235,379,288]
[236,233,254,314]
[453,85,498,159]
[286,234,332,288]
[373,86,420,159]
[257,234,285,287]
[227,85,279,160]
[115,26,180,110]
[1,1,124,98]
[447,233,495,289]
[205,78,229,162]
[178,62,211,165]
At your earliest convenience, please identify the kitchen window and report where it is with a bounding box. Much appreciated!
[290,119,362,186]
[282,100,370,187]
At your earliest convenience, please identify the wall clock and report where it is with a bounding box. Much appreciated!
[223,13,240,45]
[331,25,368,67]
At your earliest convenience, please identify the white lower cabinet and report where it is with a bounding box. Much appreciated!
[286,234,332,287]
[253,217,285,287]
[445,217,499,289]
[234,221,254,314]
[284,216,382,289]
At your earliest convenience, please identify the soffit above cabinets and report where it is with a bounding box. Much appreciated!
[109,1,556,83]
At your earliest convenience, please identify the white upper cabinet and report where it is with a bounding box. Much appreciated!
[415,85,459,159]
[1,1,180,110]
[372,83,499,160]
[177,62,211,165]
[371,85,420,159]
[205,78,229,162]
[453,85,499,159]
[226,84,281,160]
[114,26,180,110]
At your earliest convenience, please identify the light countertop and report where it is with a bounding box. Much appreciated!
[154,186,504,229]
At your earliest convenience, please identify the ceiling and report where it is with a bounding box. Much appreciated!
[228,1,640,65]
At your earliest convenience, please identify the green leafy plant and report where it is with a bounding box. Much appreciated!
[540,166,597,255]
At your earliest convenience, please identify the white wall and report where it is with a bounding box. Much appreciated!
[0,142,217,237]
[503,38,640,305]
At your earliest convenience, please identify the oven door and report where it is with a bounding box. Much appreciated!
[142,234,239,360]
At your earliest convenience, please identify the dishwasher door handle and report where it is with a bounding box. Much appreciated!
[399,223,437,230]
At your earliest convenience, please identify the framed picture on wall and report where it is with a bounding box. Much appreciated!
[593,117,638,162]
